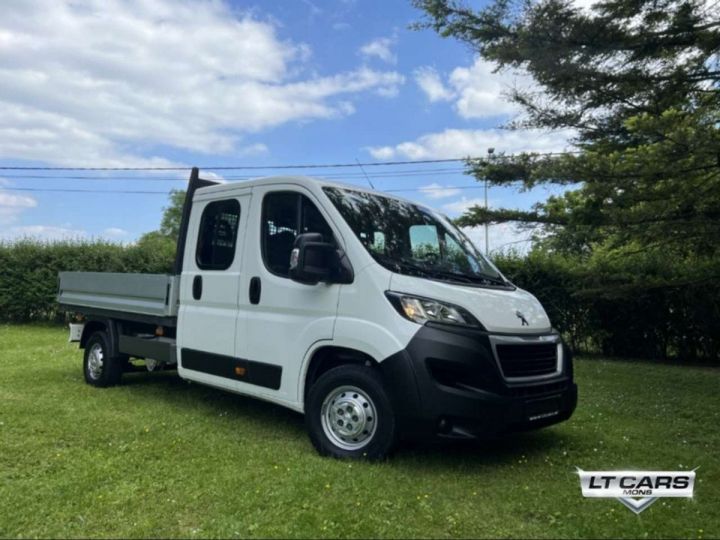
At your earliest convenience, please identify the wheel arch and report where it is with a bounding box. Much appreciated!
[300,342,423,431]
[80,318,120,358]
[302,345,379,406]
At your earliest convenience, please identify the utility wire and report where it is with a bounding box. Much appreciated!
[0,151,579,171]
[0,167,469,181]
[2,187,170,194]
[0,158,467,171]
[1,182,527,196]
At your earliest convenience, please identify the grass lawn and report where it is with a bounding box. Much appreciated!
[0,324,718,539]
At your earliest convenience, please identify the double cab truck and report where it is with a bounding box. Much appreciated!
[58,168,577,459]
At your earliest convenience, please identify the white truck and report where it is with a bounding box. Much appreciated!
[58,168,577,459]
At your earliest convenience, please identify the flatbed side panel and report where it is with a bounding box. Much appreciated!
[57,305,177,327]
[58,272,179,318]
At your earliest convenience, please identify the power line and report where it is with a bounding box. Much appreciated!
[2,187,169,194]
[0,167,469,182]
[1,181,527,196]
[0,158,468,171]
[0,151,579,171]
[386,184,524,193]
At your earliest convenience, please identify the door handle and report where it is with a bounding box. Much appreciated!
[249,276,261,305]
[192,275,203,300]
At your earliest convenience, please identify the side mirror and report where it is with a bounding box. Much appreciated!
[289,233,335,284]
[289,233,354,285]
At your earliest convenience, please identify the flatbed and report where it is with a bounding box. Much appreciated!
[58,272,179,324]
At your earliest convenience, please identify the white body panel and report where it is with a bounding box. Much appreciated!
[389,273,551,334]
[177,189,251,392]
[172,176,552,413]
[241,183,344,404]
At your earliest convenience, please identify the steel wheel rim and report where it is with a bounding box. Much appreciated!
[87,343,104,380]
[320,385,377,451]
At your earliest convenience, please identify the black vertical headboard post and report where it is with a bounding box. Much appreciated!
[173,167,220,275]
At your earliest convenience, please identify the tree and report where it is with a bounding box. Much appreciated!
[414,0,720,258]
[159,189,186,239]
[137,189,186,251]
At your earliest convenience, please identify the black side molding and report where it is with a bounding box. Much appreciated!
[181,348,282,390]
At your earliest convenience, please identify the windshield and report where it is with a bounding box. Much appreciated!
[323,187,508,287]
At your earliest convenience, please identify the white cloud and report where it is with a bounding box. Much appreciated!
[442,197,487,214]
[462,223,534,256]
[102,227,129,238]
[449,58,527,118]
[237,143,270,157]
[365,145,396,160]
[0,0,404,166]
[414,67,454,102]
[419,183,461,199]
[368,128,575,160]
[414,58,532,119]
[1,225,87,242]
[359,37,397,64]
[375,85,401,98]
[571,0,598,11]
[0,191,37,225]
[202,171,228,183]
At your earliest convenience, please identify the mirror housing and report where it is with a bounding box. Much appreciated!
[289,233,353,285]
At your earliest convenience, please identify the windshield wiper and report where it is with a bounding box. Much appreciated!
[378,256,507,287]
[376,256,434,278]
[411,266,475,284]
[422,267,507,287]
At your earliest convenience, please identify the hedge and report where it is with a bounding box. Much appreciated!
[0,238,173,322]
[1,239,717,361]
[493,251,720,362]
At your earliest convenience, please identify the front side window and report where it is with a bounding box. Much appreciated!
[323,187,508,287]
[262,192,334,277]
[409,224,440,259]
[196,199,241,270]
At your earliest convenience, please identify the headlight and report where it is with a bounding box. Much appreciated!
[385,292,481,327]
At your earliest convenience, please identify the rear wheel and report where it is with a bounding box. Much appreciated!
[306,364,397,460]
[83,331,123,387]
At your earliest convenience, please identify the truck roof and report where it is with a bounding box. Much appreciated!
[195,175,419,206]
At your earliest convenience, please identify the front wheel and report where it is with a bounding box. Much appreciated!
[305,365,397,460]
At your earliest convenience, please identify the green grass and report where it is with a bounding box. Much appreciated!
[1,324,718,539]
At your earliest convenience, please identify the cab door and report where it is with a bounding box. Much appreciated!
[177,188,251,392]
[241,185,342,404]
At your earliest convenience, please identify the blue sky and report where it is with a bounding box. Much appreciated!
[0,0,573,252]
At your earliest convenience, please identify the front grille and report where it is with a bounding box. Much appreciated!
[496,343,558,378]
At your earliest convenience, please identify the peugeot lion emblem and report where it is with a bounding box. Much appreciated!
[515,310,529,326]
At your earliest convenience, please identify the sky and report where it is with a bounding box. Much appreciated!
[0,0,575,253]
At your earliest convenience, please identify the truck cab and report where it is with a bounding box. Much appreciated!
[59,169,577,459]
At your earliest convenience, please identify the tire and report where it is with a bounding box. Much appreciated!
[83,331,123,387]
[305,364,397,460]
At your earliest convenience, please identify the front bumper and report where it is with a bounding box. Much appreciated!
[380,323,578,440]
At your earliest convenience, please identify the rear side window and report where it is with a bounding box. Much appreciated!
[262,192,334,277]
[196,199,241,270]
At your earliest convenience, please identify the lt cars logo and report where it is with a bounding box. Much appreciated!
[576,469,696,514]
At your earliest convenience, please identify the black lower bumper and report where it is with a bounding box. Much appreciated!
[379,323,578,440]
